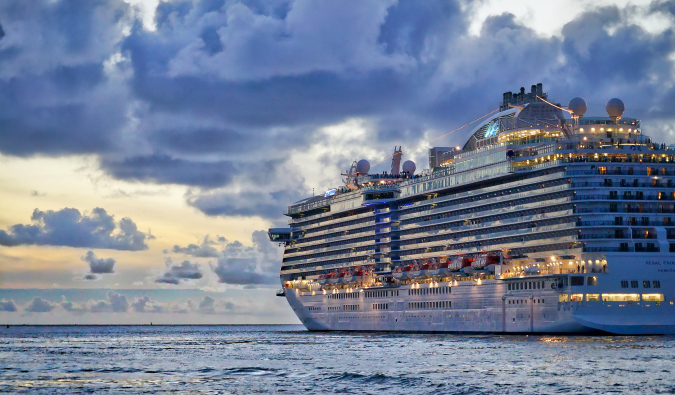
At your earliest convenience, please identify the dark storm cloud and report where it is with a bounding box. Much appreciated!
[100,155,235,188]
[0,207,149,251]
[3,0,675,223]
[187,190,302,219]
[0,300,17,312]
[155,260,203,284]
[82,250,116,274]
[0,0,130,157]
[556,6,675,120]
[25,297,55,313]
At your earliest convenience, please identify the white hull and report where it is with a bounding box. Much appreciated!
[285,254,675,334]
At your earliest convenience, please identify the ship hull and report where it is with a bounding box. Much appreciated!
[284,253,675,335]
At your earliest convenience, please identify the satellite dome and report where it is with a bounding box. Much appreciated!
[356,159,370,174]
[402,160,416,175]
[568,97,587,118]
[606,98,625,120]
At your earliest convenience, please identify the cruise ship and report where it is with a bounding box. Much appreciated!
[268,84,675,334]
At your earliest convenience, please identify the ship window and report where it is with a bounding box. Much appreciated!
[653,281,661,288]
[571,276,584,286]
[570,294,583,302]
[621,280,628,288]
[559,294,569,302]
[631,280,639,288]
[587,276,598,286]
[602,293,640,302]
[643,281,651,289]
[508,284,511,290]
[586,294,600,302]
[643,294,664,302]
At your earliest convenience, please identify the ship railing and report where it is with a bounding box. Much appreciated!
[582,246,636,252]
[500,267,588,278]
[573,194,675,202]
[573,182,674,188]
[577,208,675,214]
[576,234,660,240]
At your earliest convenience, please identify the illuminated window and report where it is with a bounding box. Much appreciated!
[586,294,600,302]
[602,294,640,302]
[559,294,569,302]
[642,294,664,302]
[570,294,583,302]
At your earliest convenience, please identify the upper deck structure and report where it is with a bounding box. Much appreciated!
[268,84,675,334]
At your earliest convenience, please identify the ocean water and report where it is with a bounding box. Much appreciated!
[1,325,674,394]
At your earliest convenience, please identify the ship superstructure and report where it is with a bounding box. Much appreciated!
[268,84,675,334]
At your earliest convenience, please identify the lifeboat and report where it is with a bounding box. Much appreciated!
[336,271,348,284]
[354,268,364,282]
[392,266,403,280]
[427,259,441,277]
[461,257,475,274]
[409,262,422,278]
[419,261,433,278]
[342,269,354,284]
[471,255,488,270]
[438,257,451,276]
[318,273,329,285]
[449,256,463,272]
[328,272,339,284]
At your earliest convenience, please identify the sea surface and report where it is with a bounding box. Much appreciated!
[1,325,674,394]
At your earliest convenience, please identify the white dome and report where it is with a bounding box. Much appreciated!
[402,160,416,175]
[606,98,625,119]
[356,159,370,174]
[568,97,587,117]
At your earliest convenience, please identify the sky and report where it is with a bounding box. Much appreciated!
[1,0,675,324]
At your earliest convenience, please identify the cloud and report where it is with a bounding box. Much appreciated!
[0,300,17,312]
[0,207,150,250]
[25,297,55,313]
[81,250,116,276]
[2,0,675,230]
[155,259,203,285]
[61,299,88,314]
[171,235,220,258]
[89,292,129,313]
[130,296,165,313]
[0,0,132,157]
[197,295,215,314]
[209,230,281,285]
